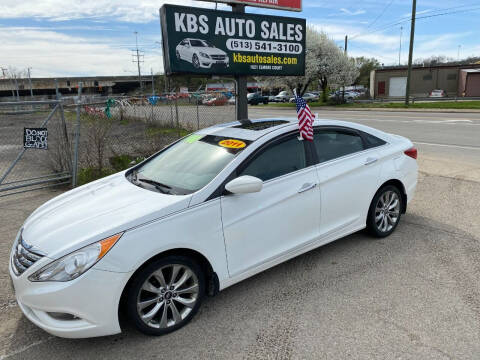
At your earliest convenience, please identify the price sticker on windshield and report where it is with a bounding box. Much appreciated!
[218,139,246,149]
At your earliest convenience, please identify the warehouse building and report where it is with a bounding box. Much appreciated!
[370,63,480,99]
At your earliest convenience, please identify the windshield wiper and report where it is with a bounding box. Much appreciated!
[137,178,173,194]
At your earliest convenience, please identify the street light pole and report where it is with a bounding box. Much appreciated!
[405,0,417,106]
[27,67,34,98]
[399,26,403,66]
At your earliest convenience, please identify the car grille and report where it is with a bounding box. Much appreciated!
[211,55,226,60]
[11,235,44,276]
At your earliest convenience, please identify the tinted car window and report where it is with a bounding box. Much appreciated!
[362,132,387,148]
[239,135,306,181]
[314,129,364,163]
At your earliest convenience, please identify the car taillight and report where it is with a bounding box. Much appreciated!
[404,147,417,160]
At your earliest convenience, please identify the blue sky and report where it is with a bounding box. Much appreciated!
[1,0,479,77]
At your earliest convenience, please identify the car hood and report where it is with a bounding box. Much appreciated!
[194,47,226,56]
[21,172,191,257]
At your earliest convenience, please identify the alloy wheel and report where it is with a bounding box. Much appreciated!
[375,190,400,233]
[193,55,200,68]
[136,264,199,329]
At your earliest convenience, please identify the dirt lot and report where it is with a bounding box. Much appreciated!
[1,153,480,359]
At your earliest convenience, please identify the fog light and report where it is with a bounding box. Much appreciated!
[48,312,79,321]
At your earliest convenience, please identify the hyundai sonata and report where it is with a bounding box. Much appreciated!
[10,118,417,338]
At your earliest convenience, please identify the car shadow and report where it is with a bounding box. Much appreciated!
[5,212,478,359]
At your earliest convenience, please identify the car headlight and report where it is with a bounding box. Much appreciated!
[199,52,210,58]
[28,233,123,282]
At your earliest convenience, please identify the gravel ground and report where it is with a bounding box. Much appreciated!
[0,158,479,359]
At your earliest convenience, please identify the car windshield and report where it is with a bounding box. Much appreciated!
[190,40,212,47]
[131,134,249,195]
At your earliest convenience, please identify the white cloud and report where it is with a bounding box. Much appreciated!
[0,27,164,77]
[339,8,366,16]
[0,0,214,23]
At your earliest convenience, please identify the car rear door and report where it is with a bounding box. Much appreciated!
[221,132,321,277]
[312,127,383,238]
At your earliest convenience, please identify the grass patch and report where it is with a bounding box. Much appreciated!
[77,167,117,186]
[146,126,189,137]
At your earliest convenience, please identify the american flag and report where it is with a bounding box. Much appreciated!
[294,92,315,141]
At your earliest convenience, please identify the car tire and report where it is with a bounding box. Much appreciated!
[366,185,403,238]
[126,255,205,336]
[192,54,200,69]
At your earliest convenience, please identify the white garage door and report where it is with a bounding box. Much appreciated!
[389,77,407,97]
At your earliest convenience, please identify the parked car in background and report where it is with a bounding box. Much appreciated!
[289,93,319,103]
[9,118,417,338]
[429,89,447,98]
[205,97,228,106]
[228,96,236,105]
[274,91,290,103]
[247,92,269,105]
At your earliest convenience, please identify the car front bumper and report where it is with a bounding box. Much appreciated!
[9,259,133,338]
[200,57,229,68]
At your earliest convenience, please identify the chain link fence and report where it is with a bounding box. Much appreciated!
[0,100,73,196]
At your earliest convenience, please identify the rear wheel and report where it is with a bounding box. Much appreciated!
[367,185,403,238]
[126,255,205,336]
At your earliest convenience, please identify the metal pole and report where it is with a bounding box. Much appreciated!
[405,0,417,106]
[399,27,403,66]
[232,4,248,121]
[342,35,348,102]
[72,82,82,188]
[134,31,143,93]
[27,67,34,98]
[14,77,20,101]
[196,98,200,130]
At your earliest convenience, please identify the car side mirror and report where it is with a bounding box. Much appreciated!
[225,176,263,195]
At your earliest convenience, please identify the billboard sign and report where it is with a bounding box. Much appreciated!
[160,5,306,77]
[198,0,302,12]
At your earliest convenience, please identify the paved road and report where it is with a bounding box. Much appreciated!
[250,108,480,182]
[0,109,479,359]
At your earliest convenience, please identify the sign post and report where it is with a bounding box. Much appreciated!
[159,3,305,121]
[232,3,248,120]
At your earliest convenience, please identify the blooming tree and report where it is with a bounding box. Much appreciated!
[258,27,359,100]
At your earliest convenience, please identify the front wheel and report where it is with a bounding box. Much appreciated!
[366,185,403,238]
[126,255,205,336]
[192,54,200,68]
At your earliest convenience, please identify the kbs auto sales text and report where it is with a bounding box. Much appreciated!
[174,12,304,42]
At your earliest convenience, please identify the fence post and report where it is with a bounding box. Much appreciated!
[175,95,180,134]
[72,82,82,188]
[169,96,174,128]
[196,98,200,130]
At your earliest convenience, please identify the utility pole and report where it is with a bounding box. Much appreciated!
[132,31,144,93]
[405,0,417,106]
[342,35,348,102]
[457,45,461,61]
[27,67,34,98]
[232,4,248,121]
[399,26,403,66]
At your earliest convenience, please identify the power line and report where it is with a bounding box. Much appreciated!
[351,4,480,41]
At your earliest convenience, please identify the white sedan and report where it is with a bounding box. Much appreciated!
[10,118,417,338]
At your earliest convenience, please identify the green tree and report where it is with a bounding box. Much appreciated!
[354,57,380,88]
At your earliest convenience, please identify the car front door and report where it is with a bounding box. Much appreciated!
[313,127,383,238]
[221,133,321,277]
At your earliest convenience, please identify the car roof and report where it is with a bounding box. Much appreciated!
[197,118,386,142]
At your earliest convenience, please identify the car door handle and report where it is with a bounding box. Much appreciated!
[298,183,317,193]
[365,157,378,166]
